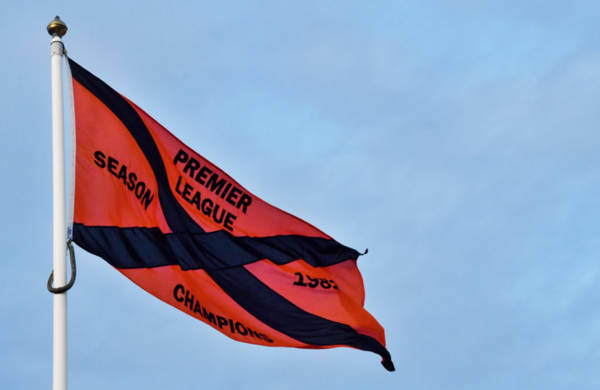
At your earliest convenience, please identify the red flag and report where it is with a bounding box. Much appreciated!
[68,58,394,371]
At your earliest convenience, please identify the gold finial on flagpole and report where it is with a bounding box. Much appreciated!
[47,16,67,37]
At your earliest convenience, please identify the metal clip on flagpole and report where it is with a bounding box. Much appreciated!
[47,239,76,294]
[47,15,69,390]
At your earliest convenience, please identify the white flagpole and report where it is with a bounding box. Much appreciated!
[47,16,68,390]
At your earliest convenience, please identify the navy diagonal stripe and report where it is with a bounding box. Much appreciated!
[73,223,358,270]
[206,266,393,368]
[69,58,199,234]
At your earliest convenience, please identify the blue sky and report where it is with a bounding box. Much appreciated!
[2,1,599,389]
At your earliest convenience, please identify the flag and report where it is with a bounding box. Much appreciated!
[67,58,394,371]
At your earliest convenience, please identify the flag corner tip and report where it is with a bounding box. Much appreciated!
[381,359,395,372]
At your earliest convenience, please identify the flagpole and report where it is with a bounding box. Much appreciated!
[47,16,68,390]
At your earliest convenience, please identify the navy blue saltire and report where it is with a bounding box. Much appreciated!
[68,58,394,371]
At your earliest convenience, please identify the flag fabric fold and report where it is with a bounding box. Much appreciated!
[68,57,394,371]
